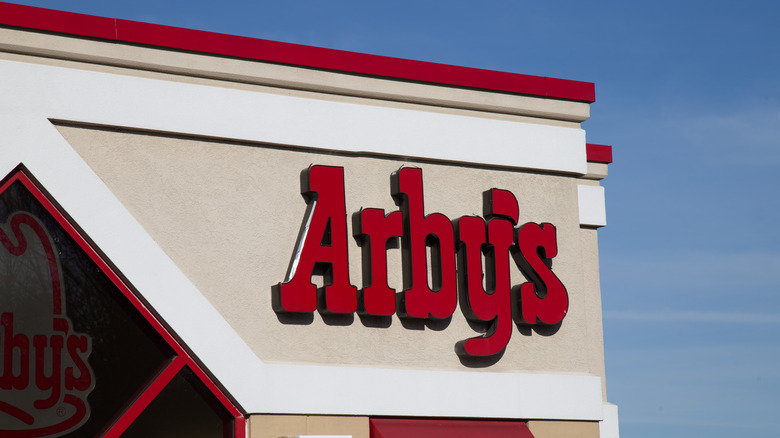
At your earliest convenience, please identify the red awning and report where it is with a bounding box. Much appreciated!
[370,418,535,438]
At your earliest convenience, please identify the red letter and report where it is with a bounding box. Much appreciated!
[33,332,63,409]
[484,188,519,224]
[0,313,29,390]
[456,190,517,356]
[274,166,357,314]
[392,168,456,319]
[65,334,92,391]
[516,223,568,325]
[354,208,402,316]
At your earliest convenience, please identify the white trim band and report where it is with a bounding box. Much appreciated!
[0,59,587,174]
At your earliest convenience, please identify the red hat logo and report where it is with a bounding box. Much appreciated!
[1,212,94,437]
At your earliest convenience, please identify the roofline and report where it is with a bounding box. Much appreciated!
[0,2,595,102]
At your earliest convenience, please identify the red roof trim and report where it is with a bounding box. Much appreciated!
[0,2,595,102]
[586,143,613,163]
[0,2,117,40]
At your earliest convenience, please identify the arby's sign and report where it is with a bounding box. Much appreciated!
[274,165,569,357]
[1,212,94,437]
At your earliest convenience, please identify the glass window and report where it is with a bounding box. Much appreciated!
[0,167,241,437]
[121,366,234,438]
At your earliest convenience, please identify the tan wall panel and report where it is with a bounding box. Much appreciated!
[248,415,368,438]
[527,420,600,438]
[58,124,604,378]
[580,228,608,399]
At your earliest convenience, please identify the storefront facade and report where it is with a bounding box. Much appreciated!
[0,3,617,437]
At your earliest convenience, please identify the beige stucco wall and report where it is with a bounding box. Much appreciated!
[56,123,606,383]
[247,415,369,438]
[527,420,600,438]
[580,228,608,398]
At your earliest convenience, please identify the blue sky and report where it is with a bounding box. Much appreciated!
[9,1,780,436]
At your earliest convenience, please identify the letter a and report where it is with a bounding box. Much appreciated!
[274,165,357,314]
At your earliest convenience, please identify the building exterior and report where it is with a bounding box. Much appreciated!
[0,3,617,437]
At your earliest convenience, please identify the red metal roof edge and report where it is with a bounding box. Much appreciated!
[586,143,613,163]
[0,2,595,102]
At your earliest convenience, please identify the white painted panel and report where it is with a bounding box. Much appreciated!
[262,364,603,420]
[600,403,620,438]
[0,59,586,174]
[578,184,607,227]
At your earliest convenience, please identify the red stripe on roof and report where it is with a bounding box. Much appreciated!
[0,2,117,40]
[586,143,613,163]
[0,2,595,102]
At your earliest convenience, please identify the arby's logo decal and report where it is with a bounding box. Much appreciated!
[0,212,94,437]
[274,165,568,358]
